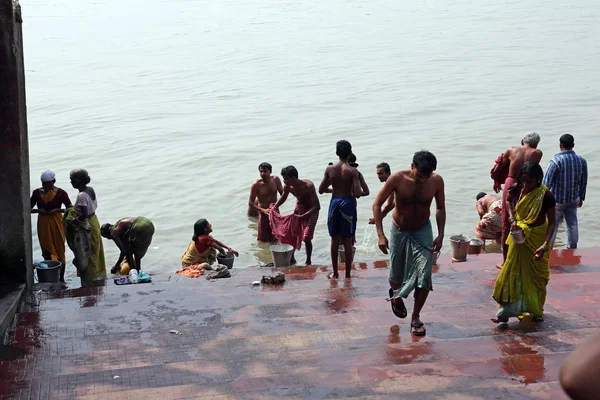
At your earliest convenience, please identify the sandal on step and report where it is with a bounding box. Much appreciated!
[388,288,407,319]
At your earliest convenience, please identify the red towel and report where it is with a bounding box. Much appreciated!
[269,206,303,250]
[490,153,508,193]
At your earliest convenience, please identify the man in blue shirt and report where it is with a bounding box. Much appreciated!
[542,134,588,249]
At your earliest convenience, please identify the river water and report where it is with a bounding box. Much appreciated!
[24,0,599,282]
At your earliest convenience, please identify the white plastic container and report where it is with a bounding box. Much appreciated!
[129,269,138,284]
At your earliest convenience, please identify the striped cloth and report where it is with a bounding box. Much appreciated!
[542,150,588,204]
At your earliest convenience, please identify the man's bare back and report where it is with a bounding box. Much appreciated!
[289,179,318,207]
[319,161,361,197]
[388,170,444,230]
[505,146,543,177]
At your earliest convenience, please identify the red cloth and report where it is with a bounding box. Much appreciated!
[257,212,275,242]
[490,153,508,193]
[195,235,214,254]
[501,177,518,234]
[269,206,303,250]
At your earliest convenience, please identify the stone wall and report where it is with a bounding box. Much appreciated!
[0,0,32,286]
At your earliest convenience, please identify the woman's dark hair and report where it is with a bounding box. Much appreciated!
[192,219,210,241]
[70,169,91,185]
[476,192,487,201]
[518,161,544,187]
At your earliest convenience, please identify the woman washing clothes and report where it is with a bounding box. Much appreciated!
[492,161,556,324]
[179,219,239,278]
[30,170,73,283]
[64,169,107,287]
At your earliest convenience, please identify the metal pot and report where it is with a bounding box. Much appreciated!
[510,228,526,244]
[468,239,484,254]
[450,235,470,262]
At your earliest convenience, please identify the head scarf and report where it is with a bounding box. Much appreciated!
[41,170,55,182]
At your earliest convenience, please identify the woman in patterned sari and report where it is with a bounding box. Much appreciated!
[64,169,106,287]
[492,161,556,323]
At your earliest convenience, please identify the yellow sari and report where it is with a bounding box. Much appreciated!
[181,240,216,268]
[492,184,550,319]
[37,191,66,265]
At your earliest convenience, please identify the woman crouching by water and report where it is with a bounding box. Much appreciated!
[181,219,239,269]
[492,161,556,323]
[64,169,107,287]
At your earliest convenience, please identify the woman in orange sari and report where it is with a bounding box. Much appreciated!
[30,170,72,283]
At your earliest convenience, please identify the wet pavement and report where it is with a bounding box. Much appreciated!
[1,248,598,399]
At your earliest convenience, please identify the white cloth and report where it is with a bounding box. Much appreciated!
[75,191,98,217]
[41,170,55,182]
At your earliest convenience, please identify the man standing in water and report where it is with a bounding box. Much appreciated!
[369,162,394,224]
[319,140,362,279]
[493,132,543,267]
[248,162,283,242]
[274,166,321,265]
[372,151,445,337]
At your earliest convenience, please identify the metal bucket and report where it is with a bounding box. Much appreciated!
[510,228,526,244]
[217,252,235,269]
[468,239,484,255]
[270,244,294,267]
[450,235,470,262]
[338,245,356,264]
[35,260,62,283]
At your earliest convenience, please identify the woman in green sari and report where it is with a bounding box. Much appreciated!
[492,161,556,323]
[64,169,107,287]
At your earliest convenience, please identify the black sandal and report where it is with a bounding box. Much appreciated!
[411,322,426,337]
[389,288,407,319]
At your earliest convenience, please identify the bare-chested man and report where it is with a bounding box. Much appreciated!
[274,166,321,265]
[372,151,445,337]
[369,162,394,224]
[248,162,283,242]
[493,132,543,266]
[319,140,362,279]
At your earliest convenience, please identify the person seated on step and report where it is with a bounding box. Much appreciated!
[181,219,239,269]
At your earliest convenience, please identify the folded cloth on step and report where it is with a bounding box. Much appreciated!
[138,271,151,283]
[114,276,131,285]
[175,263,207,278]
[204,263,230,280]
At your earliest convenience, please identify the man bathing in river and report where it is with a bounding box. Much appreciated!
[274,166,320,265]
[319,140,362,279]
[372,151,445,337]
[369,162,394,224]
[248,162,283,242]
[493,132,543,268]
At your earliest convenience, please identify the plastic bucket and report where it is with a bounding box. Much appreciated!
[338,245,356,264]
[468,239,484,254]
[450,235,470,262]
[35,260,62,283]
[217,252,235,269]
[510,228,526,244]
[270,244,294,267]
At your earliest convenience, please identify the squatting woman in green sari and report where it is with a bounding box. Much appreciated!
[492,161,556,323]
[64,169,107,287]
